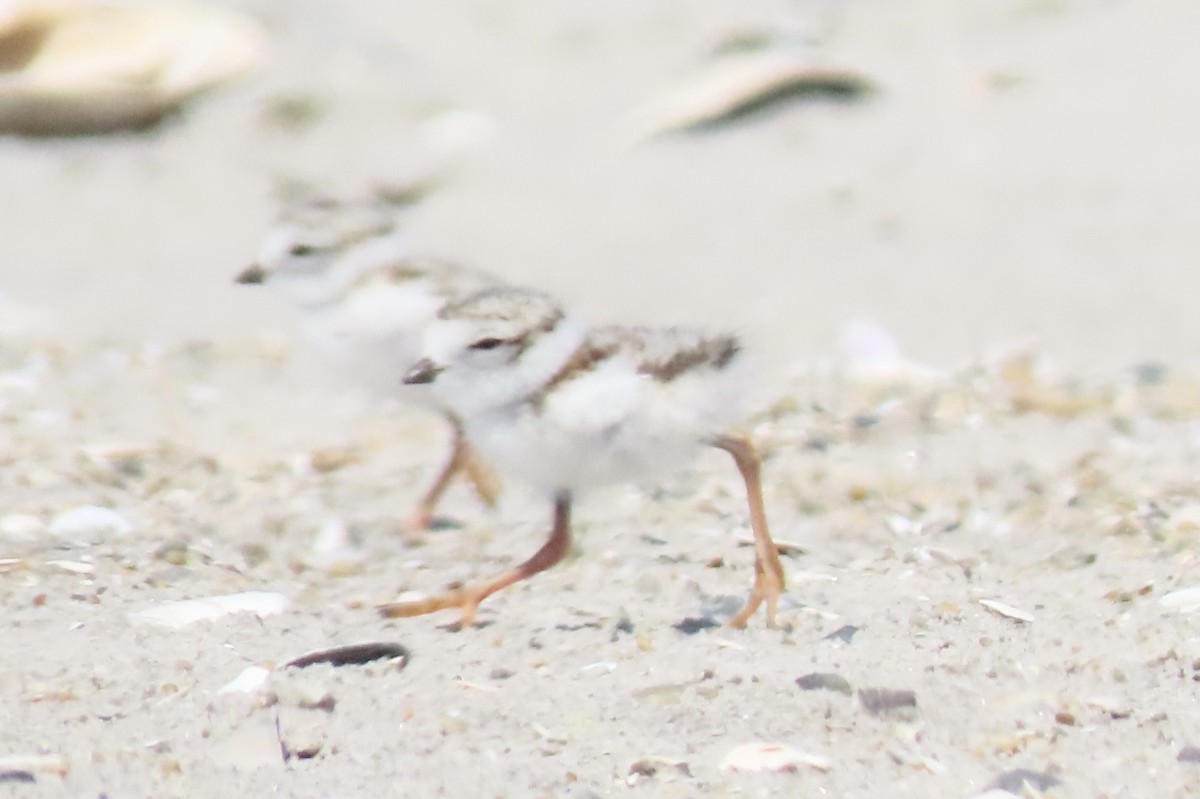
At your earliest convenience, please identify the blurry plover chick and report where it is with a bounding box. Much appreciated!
[236,194,502,531]
[379,287,786,628]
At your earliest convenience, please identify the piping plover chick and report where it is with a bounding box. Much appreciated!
[379,287,786,628]
[236,195,502,530]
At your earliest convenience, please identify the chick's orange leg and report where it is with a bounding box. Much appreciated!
[404,415,499,531]
[709,434,785,628]
[383,491,572,626]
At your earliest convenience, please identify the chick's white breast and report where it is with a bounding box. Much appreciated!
[472,344,747,491]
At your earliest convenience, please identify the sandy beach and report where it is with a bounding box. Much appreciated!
[4,1,1200,796]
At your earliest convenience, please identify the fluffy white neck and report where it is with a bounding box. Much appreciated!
[441,318,587,418]
[282,229,409,309]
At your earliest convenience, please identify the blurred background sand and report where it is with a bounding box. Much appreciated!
[5,3,1200,796]
[5,0,1199,378]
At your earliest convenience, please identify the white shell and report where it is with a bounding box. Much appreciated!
[218,665,272,695]
[0,0,265,135]
[1160,586,1200,613]
[719,742,831,773]
[0,512,44,541]
[611,49,868,147]
[128,591,290,630]
[0,754,69,777]
[48,504,132,543]
[978,598,1035,623]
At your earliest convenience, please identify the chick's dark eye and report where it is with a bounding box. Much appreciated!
[289,243,318,257]
[468,337,506,351]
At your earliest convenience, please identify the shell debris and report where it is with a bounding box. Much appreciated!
[610,47,870,147]
[218,666,271,696]
[978,598,1035,623]
[0,754,69,778]
[285,642,410,669]
[1159,586,1200,612]
[986,768,1061,794]
[44,559,94,575]
[795,672,853,695]
[48,504,132,544]
[719,742,831,773]
[0,513,45,542]
[0,0,266,135]
[128,591,290,630]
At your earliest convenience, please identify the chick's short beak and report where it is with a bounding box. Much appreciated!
[235,264,268,284]
[403,357,443,385]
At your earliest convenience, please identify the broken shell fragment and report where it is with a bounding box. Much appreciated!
[978,598,1035,623]
[78,441,152,479]
[719,742,830,773]
[0,0,266,135]
[44,559,95,575]
[823,624,859,644]
[285,642,410,669]
[737,534,805,555]
[628,756,691,780]
[0,754,69,778]
[128,591,290,629]
[1086,695,1131,719]
[1160,586,1200,612]
[218,666,271,695]
[611,49,870,146]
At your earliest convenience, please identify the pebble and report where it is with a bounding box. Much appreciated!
[0,770,34,783]
[279,719,324,760]
[858,688,919,720]
[795,672,853,695]
[672,617,719,635]
[128,591,290,629]
[276,680,336,712]
[986,768,1060,793]
[48,505,132,544]
[0,513,44,542]
[1177,746,1200,763]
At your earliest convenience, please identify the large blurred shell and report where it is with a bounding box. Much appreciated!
[610,48,870,147]
[0,0,265,135]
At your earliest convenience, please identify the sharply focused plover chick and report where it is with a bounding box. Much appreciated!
[235,195,502,530]
[379,287,786,628]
